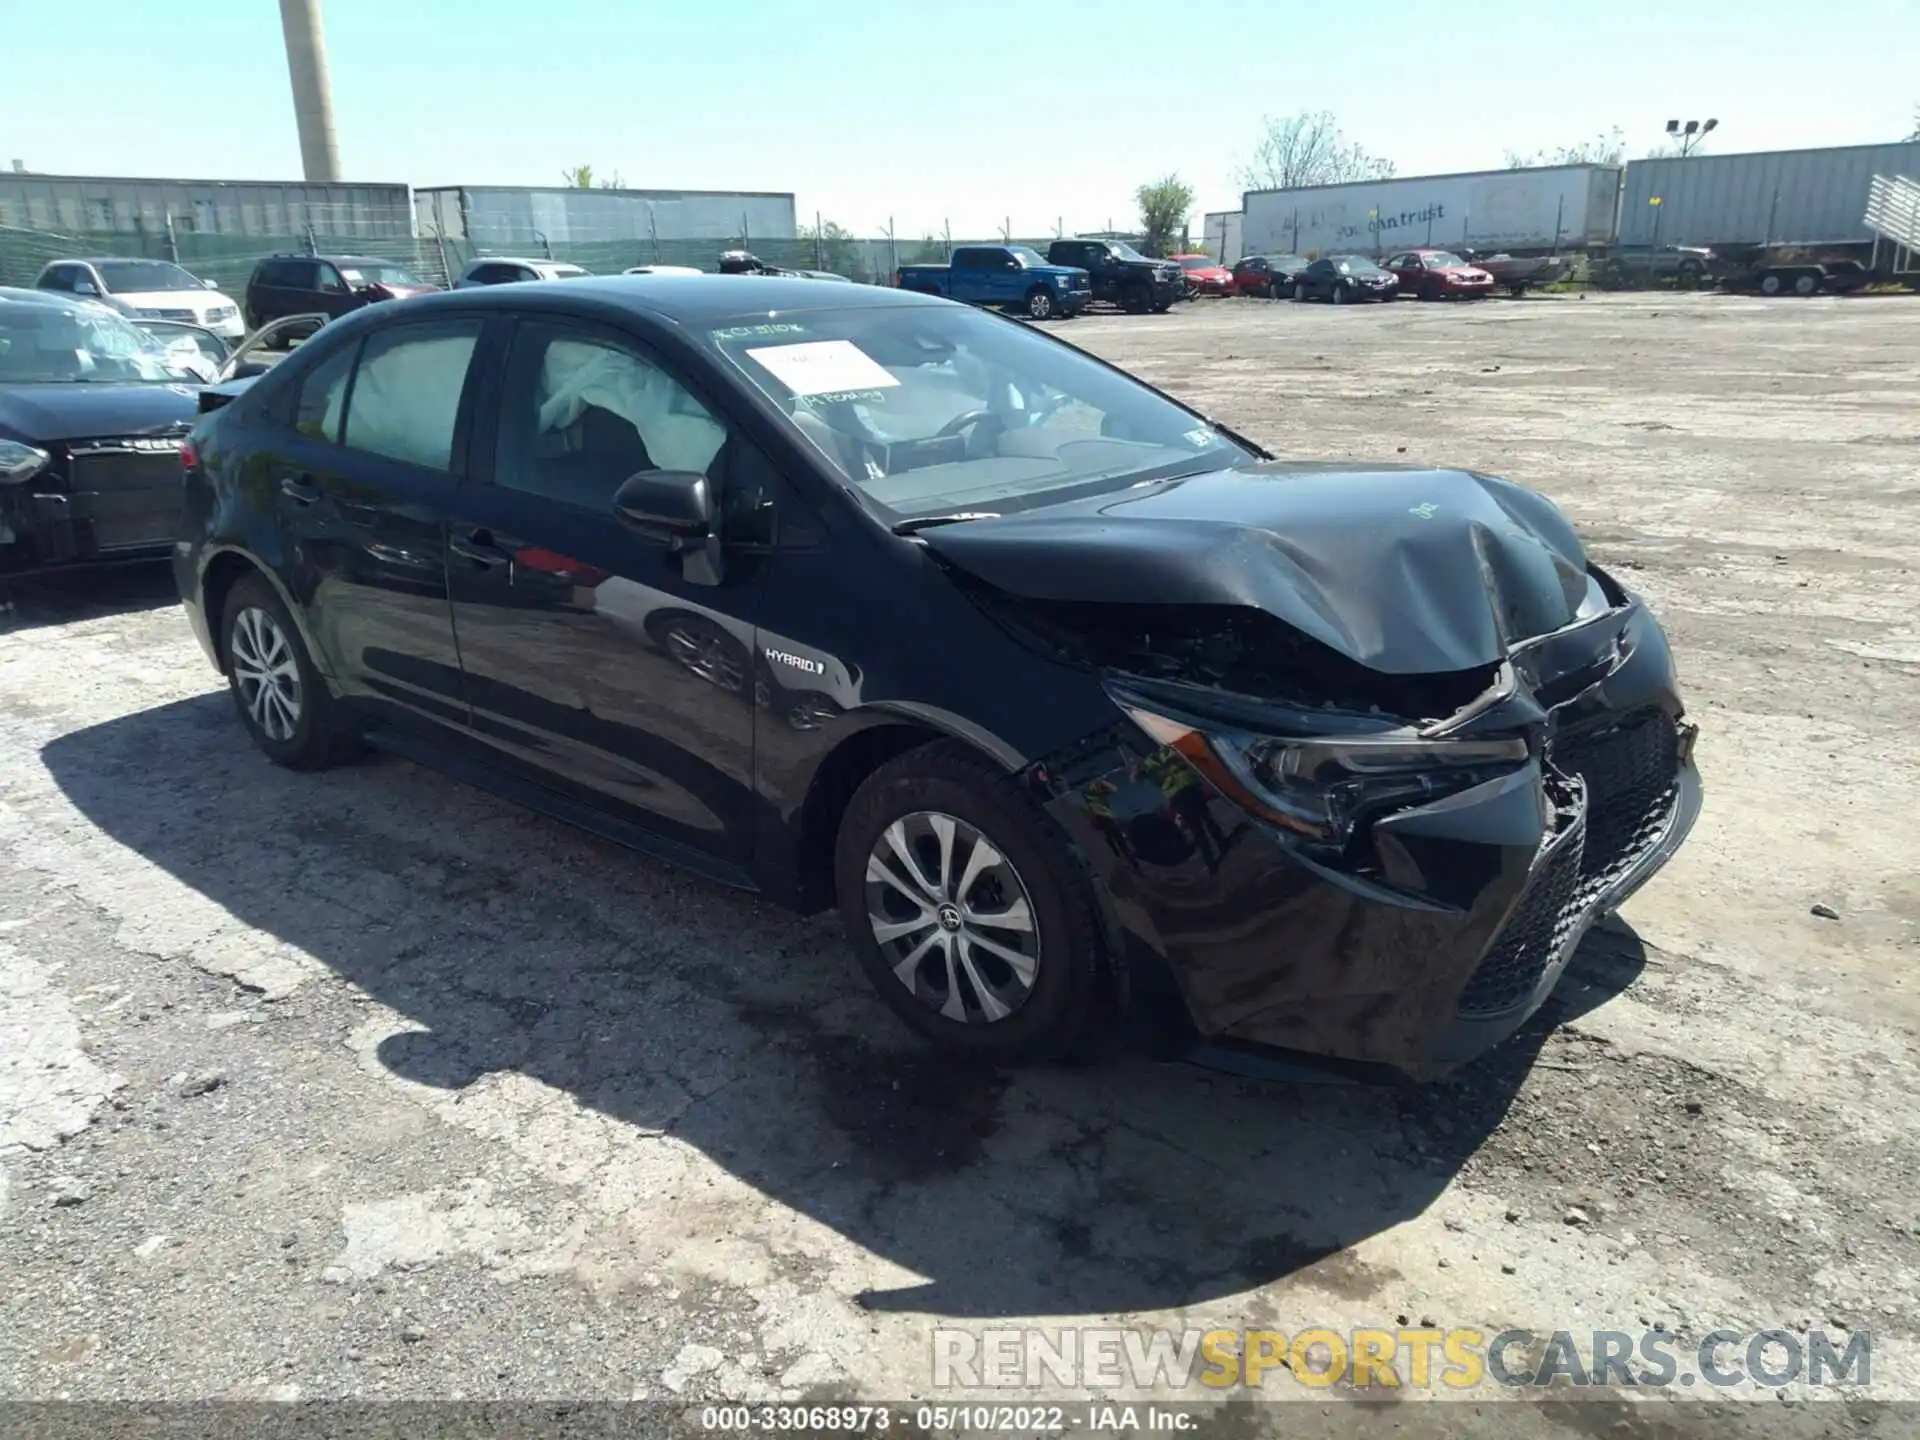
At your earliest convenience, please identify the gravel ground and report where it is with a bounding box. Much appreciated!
[1,292,1916,1422]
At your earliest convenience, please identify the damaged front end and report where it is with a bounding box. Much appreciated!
[927,465,1701,1079]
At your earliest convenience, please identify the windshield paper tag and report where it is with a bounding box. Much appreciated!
[746,340,900,396]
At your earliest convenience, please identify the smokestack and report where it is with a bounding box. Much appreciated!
[278,0,342,182]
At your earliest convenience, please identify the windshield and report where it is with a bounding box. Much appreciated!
[0,297,211,384]
[1175,256,1216,271]
[336,262,423,288]
[708,305,1251,521]
[1007,246,1047,267]
[1423,251,1468,268]
[1269,254,1307,270]
[1335,257,1383,275]
[95,260,203,294]
[1109,242,1150,262]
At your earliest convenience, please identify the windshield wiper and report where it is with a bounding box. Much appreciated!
[891,511,1001,535]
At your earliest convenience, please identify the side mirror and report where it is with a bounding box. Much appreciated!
[614,469,721,583]
[229,361,271,380]
[204,277,221,290]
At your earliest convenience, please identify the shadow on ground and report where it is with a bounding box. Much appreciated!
[0,562,179,635]
[41,693,1645,1318]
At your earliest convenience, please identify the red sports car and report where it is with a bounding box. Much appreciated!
[1169,253,1234,297]
[1382,247,1496,300]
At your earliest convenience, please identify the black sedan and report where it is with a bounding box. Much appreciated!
[1229,253,1309,298]
[1291,255,1400,303]
[0,287,230,576]
[174,276,1699,1080]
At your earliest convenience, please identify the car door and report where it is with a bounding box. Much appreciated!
[986,248,1024,305]
[442,313,761,868]
[313,261,356,320]
[258,258,316,323]
[272,315,482,733]
[1383,253,1414,289]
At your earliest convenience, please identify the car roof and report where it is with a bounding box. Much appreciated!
[40,257,152,266]
[261,253,394,266]
[324,274,944,329]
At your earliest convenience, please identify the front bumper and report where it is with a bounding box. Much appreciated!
[1039,599,1699,1081]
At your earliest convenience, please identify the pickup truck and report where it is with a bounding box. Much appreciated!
[894,245,1090,320]
[1045,238,1185,313]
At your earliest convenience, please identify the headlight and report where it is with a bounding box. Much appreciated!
[1115,693,1527,848]
[0,439,52,485]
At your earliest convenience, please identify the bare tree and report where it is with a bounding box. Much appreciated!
[560,164,625,189]
[1136,174,1196,256]
[1505,128,1627,168]
[1237,112,1394,191]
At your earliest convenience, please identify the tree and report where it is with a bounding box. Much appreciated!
[560,164,624,189]
[1505,128,1626,168]
[1237,112,1394,191]
[1907,107,1920,142]
[1136,175,1196,257]
[798,217,865,279]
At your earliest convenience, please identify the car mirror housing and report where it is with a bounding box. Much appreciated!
[614,468,712,539]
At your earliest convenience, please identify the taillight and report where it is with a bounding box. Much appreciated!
[180,438,199,471]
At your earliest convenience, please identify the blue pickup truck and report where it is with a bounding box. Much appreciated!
[894,245,1090,320]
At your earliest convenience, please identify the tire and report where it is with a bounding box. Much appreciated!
[1024,286,1054,320]
[1333,283,1349,305]
[1152,296,1173,313]
[1677,260,1704,288]
[1759,273,1784,296]
[222,574,358,770]
[834,740,1110,1062]
[1508,284,1527,297]
[1793,273,1819,297]
[1124,283,1152,314]
[1293,281,1309,302]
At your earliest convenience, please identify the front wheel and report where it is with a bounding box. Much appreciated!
[1022,286,1055,320]
[222,574,358,769]
[1293,281,1309,302]
[1793,273,1819,296]
[1759,273,1784,296]
[1333,283,1349,305]
[835,741,1111,1062]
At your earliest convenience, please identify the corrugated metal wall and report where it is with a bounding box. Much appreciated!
[415,187,797,247]
[1619,144,1920,248]
[0,174,413,239]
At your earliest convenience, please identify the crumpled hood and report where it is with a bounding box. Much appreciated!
[0,383,202,443]
[919,461,1597,675]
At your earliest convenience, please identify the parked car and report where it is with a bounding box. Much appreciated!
[1383,248,1496,301]
[243,254,437,333]
[1044,239,1184,313]
[1291,255,1399,303]
[173,275,1699,1080]
[895,245,1089,319]
[0,287,217,574]
[32,257,245,341]
[455,257,592,287]
[1593,245,1714,288]
[1168,254,1233,297]
[1228,253,1310,298]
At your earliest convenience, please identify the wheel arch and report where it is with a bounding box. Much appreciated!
[198,547,334,679]
[788,710,1024,912]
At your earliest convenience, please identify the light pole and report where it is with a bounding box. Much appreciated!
[1665,117,1718,158]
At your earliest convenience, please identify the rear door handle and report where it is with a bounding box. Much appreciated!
[280,476,321,505]
[449,529,510,568]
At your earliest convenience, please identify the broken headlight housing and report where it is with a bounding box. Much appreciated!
[1114,688,1528,849]
[0,440,51,485]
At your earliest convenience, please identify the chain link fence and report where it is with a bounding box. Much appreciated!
[0,220,1121,296]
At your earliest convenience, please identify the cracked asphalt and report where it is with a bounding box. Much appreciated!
[2,292,1916,1419]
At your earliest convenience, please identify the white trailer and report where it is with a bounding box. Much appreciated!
[1242,164,1621,259]
[1202,210,1243,264]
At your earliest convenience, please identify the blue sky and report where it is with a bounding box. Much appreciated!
[6,0,1914,238]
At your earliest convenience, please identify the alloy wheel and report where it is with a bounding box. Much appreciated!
[230,606,302,742]
[864,810,1040,1024]
[1028,290,1053,320]
[664,621,746,691]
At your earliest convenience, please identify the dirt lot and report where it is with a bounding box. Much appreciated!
[2,292,1916,1421]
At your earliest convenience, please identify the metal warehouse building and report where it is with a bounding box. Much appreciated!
[1618,143,1920,248]
[0,171,414,239]
[415,186,797,247]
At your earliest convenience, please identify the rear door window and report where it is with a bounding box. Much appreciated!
[340,320,483,472]
[293,340,359,443]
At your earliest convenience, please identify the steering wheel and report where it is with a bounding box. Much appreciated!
[935,409,1000,441]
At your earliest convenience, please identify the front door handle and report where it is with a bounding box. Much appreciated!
[449,529,509,568]
[280,475,321,505]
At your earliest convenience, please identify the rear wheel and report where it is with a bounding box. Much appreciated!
[1759,273,1784,296]
[1793,272,1819,296]
[222,574,358,769]
[834,741,1110,1062]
